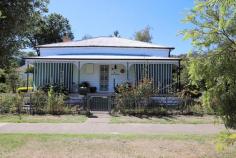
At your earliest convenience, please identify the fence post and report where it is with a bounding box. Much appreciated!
[86,95,90,112]
[108,96,111,113]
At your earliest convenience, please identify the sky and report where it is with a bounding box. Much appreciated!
[48,0,194,55]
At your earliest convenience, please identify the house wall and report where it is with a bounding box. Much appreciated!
[40,47,170,57]
[80,63,127,92]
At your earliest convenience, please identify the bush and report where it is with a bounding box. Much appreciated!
[0,94,23,114]
[114,78,157,115]
[31,90,48,114]
[0,94,16,113]
[0,83,10,93]
[41,84,69,95]
[47,87,66,115]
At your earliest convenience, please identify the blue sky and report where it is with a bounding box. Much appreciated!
[48,0,194,55]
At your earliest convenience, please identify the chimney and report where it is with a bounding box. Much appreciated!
[62,33,71,42]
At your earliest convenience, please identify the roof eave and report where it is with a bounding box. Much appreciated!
[36,45,175,50]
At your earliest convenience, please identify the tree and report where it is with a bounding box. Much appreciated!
[113,30,120,37]
[0,0,49,68]
[28,13,74,55]
[134,26,152,43]
[183,0,236,129]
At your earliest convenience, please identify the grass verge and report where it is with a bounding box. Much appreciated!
[111,115,222,124]
[0,114,87,123]
[0,133,235,158]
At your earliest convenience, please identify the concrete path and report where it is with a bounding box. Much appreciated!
[0,113,229,134]
[0,123,227,134]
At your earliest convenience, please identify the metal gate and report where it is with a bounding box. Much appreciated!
[87,95,114,111]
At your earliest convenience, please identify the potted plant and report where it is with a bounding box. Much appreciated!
[79,81,90,95]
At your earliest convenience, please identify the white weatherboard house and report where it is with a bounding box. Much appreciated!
[25,37,181,96]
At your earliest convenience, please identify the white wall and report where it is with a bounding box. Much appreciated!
[40,47,170,57]
[79,63,127,92]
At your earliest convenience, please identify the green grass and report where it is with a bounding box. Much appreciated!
[0,133,216,150]
[0,114,87,123]
[111,115,222,124]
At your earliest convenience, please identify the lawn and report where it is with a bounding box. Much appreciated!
[0,114,87,123]
[111,115,222,124]
[0,133,235,158]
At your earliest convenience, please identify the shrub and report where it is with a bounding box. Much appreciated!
[0,94,23,114]
[6,68,20,93]
[31,90,48,114]
[47,87,65,115]
[0,94,15,113]
[0,83,10,93]
[114,78,157,115]
[15,94,23,118]
[41,83,69,95]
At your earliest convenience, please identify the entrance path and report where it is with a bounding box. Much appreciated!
[0,113,230,134]
[86,111,110,124]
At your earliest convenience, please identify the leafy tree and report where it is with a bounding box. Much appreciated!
[28,13,74,55]
[113,30,120,37]
[134,26,152,43]
[0,0,49,68]
[183,0,236,129]
[6,68,19,93]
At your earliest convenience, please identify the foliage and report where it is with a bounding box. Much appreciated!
[14,94,23,119]
[216,132,236,152]
[28,13,74,55]
[182,0,236,129]
[5,68,20,93]
[113,30,120,37]
[0,10,6,19]
[0,0,49,67]
[0,94,22,114]
[115,78,157,115]
[0,83,10,93]
[41,84,69,95]
[25,66,34,73]
[47,87,66,115]
[31,90,47,114]
[0,94,15,113]
[0,68,6,83]
[134,26,152,43]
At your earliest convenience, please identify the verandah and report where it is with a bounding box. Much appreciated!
[32,62,179,94]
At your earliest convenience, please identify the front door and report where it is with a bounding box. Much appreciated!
[100,65,109,91]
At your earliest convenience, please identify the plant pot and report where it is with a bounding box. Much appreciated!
[79,87,89,95]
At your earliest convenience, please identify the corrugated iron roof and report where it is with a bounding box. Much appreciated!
[37,37,175,49]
